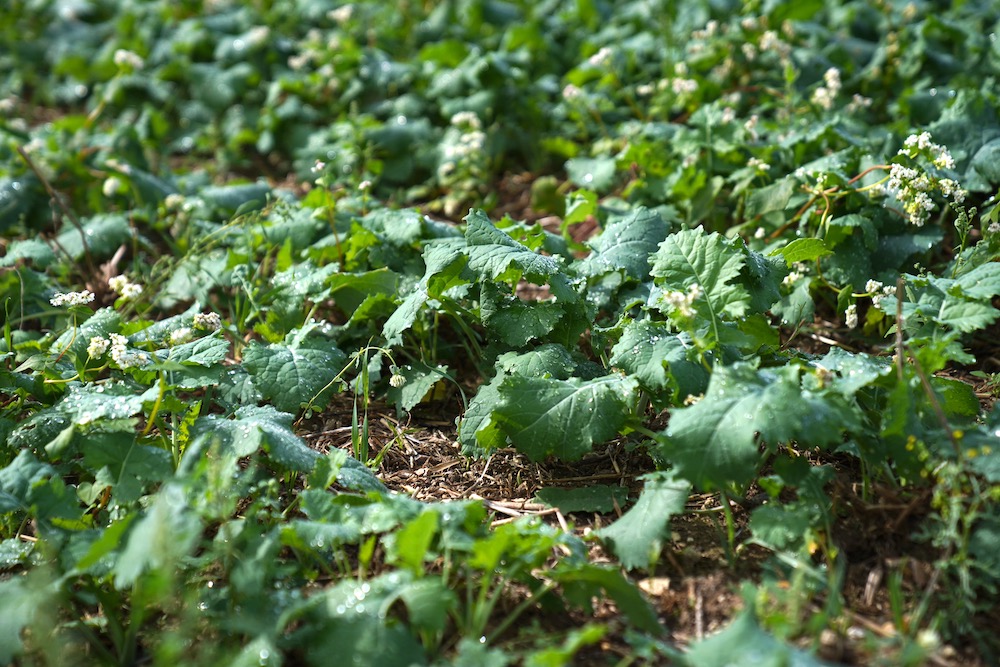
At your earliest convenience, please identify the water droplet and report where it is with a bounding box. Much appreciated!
[479,636,487,644]
[583,173,594,183]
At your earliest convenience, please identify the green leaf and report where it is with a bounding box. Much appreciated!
[397,578,456,635]
[114,483,200,588]
[524,625,606,667]
[580,207,669,280]
[596,472,690,570]
[745,178,797,219]
[565,156,617,193]
[480,282,563,347]
[54,383,147,425]
[185,405,320,473]
[0,239,56,268]
[54,213,132,261]
[651,228,750,321]
[82,432,172,504]
[769,238,832,266]
[0,450,79,524]
[242,330,345,413]
[386,361,450,413]
[609,320,708,402]
[550,563,663,635]
[389,510,439,574]
[0,576,47,664]
[686,607,835,667]
[535,485,630,514]
[464,209,562,284]
[165,332,229,366]
[661,364,857,490]
[496,344,577,379]
[492,374,640,461]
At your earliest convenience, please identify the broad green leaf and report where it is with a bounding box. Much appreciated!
[0,450,79,524]
[464,209,561,283]
[228,636,282,667]
[114,483,200,588]
[397,578,456,635]
[480,282,563,347]
[686,608,835,667]
[0,239,56,268]
[385,361,450,413]
[492,374,640,461]
[770,238,832,266]
[451,638,510,667]
[596,472,690,570]
[535,485,630,514]
[55,213,131,261]
[242,331,345,413]
[650,228,750,321]
[524,625,606,667]
[383,239,468,346]
[165,332,229,366]
[496,344,577,380]
[185,405,320,473]
[0,576,47,664]
[54,383,147,425]
[388,510,439,575]
[565,156,617,193]
[661,364,857,490]
[458,376,508,456]
[609,320,707,402]
[199,181,271,216]
[550,563,663,635]
[745,178,797,219]
[813,348,892,398]
[580,207,669,280]
[329,268,399,314]
[82,432,172,503]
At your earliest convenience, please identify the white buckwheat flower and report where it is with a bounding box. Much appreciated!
[845,304,858,329]
[50,290,95,307]
[169,327,194,346]
[748,157,771,173]
[109,275,143,300]
[113,49,144,70]
[193,312,222,331]
[389,373,407,388]
[587,46,612,67]
[562,84,583,101]
[88,336,110,358]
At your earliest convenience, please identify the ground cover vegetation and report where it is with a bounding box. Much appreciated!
[2,0,1000,664]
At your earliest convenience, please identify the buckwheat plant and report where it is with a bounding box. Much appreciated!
[436,111,489,216]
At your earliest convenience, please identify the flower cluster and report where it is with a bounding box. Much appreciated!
[437,112,489,215]
[587,46,612,68]
[661,283,702,318]
[87,336,109,358]
[88,333,149,368]
[782,262,807,288]
[169,327,194,346]
[811,67,841,110]
[193,312,223,331]
[113,49,144,71]
[50,290,95,307]
[747,157,771,174]
[844,303,859,329]
[109,274,143,301]
[883,133,966,226]
[899,131,955,169]
[864,279,896,309]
